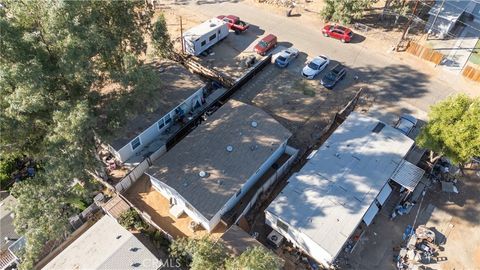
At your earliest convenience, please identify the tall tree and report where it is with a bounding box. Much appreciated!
[417,94,480,165]
[0,0,170,267]
[321,0,373,25]
[226,246,282,270]
[170,237,228,270]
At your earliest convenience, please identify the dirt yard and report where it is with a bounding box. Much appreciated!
[233,62,364,151]
[348,166,480,270]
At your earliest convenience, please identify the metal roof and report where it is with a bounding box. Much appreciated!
[391,160,425,191]
[42,215,160,270]
[147,100,291,220]
[266,112,414,262]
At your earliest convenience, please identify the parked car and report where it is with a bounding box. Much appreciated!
[321,64,346,89]
[217,15,249,34]
[302,55,330,79]
[254,34,277,56]
[322,24,353,43]
[394,114,418,135]
[275,47,299,67]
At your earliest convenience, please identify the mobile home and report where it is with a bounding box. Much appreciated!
[183,18,229,56]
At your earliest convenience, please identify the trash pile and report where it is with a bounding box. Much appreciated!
[395,225,445,270]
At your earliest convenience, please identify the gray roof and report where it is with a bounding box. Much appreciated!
[108,60,204,149]
[220,225,263,255]
[147,100,291,220]
[0,195,19,251]
[42,215,160,270]
[266,112,414,262]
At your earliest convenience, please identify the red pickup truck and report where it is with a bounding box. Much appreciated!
[217,15,249,34]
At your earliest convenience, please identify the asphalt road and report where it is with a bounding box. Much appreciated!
[175,0,464,123]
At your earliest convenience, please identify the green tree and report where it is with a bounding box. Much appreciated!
[152,14,174,58]
[0,0,170,267]
[417,94,480,165]
[170,236,228,270]
[118,209,148,231]
[226,246,282,270]
[321,0,373,25]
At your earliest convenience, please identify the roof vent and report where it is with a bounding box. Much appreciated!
[199,171,208,178]
[250,145,258,151]
[183,182,188,187]
[131,263,141,267]
[130,247,140,252]
[116,235,122,239]
[251,121,258,128]
[210,23,216,27]
[226,145,233,152]
[217,180,223,185]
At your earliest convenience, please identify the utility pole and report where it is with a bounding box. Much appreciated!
[179,16,184,54]
[396,0,419,51]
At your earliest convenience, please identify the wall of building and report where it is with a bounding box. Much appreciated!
[265,211,333,268]
[111,87,205,163]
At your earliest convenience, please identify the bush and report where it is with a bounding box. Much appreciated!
[118,209,147,231]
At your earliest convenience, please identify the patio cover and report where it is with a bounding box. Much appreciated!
[391,160,425,191]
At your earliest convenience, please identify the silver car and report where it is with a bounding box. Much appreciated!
[274,47,299,68]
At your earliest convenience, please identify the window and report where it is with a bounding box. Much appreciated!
[236,189,242,197]
[158,118,165,130]
[201,40,206,46]
[165,114,172,125]
[131,137,141,150]
[209,34,216,41]
[277,219,289,232]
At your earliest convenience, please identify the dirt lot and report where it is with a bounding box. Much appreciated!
[347,166,480,270]
[233,61,364,150]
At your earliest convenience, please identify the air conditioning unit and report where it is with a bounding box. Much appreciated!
[267,230,284,249]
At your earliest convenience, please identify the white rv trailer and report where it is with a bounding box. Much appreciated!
[183,18,229,56]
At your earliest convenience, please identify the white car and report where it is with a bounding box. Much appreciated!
[274,47,299,67]
[302,55,330,79]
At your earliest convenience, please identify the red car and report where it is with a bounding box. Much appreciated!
[254,34,277,56]
[322,24,353,43]
[217,15,249,34]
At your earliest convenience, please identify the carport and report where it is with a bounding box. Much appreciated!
[391,160,425,192]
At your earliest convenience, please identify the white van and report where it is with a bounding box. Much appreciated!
[183,18,229,56]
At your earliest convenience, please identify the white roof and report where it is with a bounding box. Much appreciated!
[43,215,160,270]
[183,18,225,40]
[391,160,425,191]
[266,112,414,262]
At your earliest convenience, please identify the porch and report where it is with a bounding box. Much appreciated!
[124,175,226,239]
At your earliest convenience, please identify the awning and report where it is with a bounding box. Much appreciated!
[391,160,425,191]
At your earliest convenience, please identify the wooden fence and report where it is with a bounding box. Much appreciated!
[462,65,480,82]
[406,41,444,65]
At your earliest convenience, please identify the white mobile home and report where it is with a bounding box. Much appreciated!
[265,112,424,268]
[103,61,206,164]
[146,100,292,232]
[183,18,229,56]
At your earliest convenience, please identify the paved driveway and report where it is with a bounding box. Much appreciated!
[165,0,480,121]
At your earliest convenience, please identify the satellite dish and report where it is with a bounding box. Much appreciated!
[251,121,258,128]
[226,145,233,152]
[199,171,207,178]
